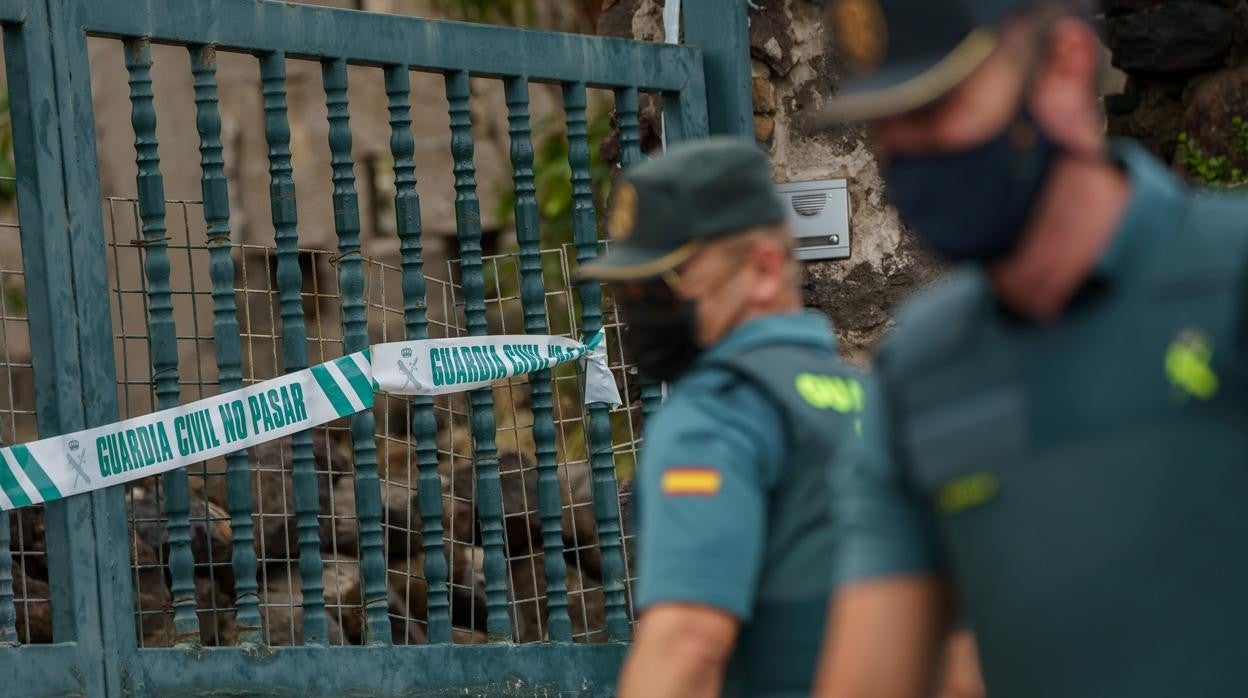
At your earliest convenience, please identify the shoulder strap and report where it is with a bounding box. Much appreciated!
[702,343,851,457]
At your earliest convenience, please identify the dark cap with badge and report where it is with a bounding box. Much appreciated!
[576,136,786,282]
[820,0,1089,123]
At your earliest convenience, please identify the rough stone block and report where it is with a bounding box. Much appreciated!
[753,76,778,113]
[1106,81,1188,162]
[1104,0,1178,15]
[750,3,797,76]
[755,114,776,144]
[1178,64,1248,174]
[1108,2,1232,73]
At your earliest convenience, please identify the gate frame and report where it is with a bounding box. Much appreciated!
[0,0,754,694]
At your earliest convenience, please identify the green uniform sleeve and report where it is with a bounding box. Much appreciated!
[634,371,785,621]
[830,378,944,585]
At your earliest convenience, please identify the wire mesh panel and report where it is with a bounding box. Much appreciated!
[104,199,640,648]
[441,242,643,645]
[106,198,396,648]
[83,36,700,659]
[0,174,52,646]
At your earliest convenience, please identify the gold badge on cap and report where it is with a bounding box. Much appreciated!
[829,0,887,71]
[607,180,637,241]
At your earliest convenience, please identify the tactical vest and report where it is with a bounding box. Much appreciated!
[885,194,1248,698]
[706,342,859,698]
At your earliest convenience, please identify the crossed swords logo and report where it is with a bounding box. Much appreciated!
[396,347,421,392]
[65,439,91,487]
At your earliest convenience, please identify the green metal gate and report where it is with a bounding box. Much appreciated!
[0,0,752,694]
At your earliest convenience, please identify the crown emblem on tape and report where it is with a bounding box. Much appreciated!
[829,0,887,70]
[401,347,413,358]
[607,180,638,241]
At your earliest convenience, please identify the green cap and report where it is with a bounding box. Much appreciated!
[819,0,1076,123]
[576,137,785,281]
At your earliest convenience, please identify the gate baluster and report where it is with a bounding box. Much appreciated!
[504,77,572,643]
[259,51,330,646]
[322,58,391,645]
[0,509,14,645]
[564,81,632,641]
[613,87,663,421]
[191,44,262,648]
[612,86,647,620]
[385,65,452,645]
[124,39,202,647]
[445,70,510,641]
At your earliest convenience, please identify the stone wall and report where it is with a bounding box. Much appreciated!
[752,1,942,366]
[1104,0,1248,178]
[598,0,940,366]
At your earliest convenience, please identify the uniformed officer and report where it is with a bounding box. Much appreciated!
[577,137,865,698]
[814,0,1248,697]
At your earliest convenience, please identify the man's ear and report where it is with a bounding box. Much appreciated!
[1029,17,1102,153]
[747,240,788,304]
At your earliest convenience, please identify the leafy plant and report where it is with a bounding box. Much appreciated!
[484,100,634,476]
[522,107,615,246]
[0,86,15,200]
[1177,115,1248,187]
[486,100,615,333]
[2,276,24,316]
[422,0,626,473]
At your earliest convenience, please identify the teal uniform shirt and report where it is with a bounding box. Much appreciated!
[832,139,1248,697]
[636,310,861,697]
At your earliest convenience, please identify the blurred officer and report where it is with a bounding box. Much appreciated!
[813,0,1248,696]
[577,137,865,698]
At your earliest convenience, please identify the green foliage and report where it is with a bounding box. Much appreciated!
[429,0,536,25]
[483,101,632,477]
[522,106,615,247]
[2,276,24,316]
[1177,115,1248,187]
[0,86,15,200]
[486,99,615,333]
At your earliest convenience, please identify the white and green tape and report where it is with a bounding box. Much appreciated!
[0,331,619,512]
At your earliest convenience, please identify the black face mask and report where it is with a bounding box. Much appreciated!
[621,290,703,383]
[883,109,1059,262]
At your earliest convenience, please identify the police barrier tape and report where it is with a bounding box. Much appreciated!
[0,331,620,512]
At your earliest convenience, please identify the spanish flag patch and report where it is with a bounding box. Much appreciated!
[661,467,722,496]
